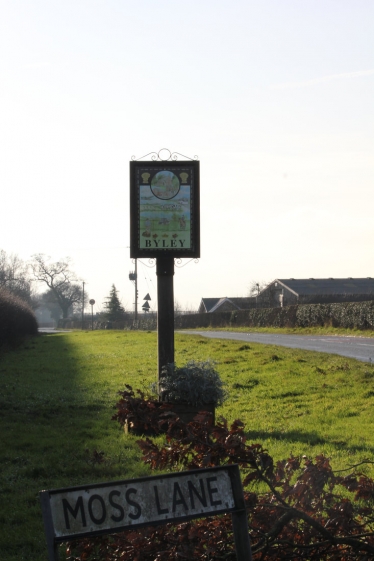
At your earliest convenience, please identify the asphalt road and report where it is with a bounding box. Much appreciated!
[38,328,71,334]
[181,331,374,363]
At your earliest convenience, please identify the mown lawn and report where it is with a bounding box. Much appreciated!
[1,329,374,560]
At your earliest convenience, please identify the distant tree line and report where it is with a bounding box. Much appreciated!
[0,249,131,326]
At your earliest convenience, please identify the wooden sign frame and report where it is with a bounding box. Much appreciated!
[129,160,200,259]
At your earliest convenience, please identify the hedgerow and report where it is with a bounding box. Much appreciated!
[174,301,374,330]
[0,287,38,346]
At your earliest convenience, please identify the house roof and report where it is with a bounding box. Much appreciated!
[229,297,254,308]
[273,278,374,296]
[200,298,221,313]
[199,297,254,313]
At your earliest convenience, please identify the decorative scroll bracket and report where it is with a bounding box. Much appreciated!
[131,148,198,162]
[174,258,200,268]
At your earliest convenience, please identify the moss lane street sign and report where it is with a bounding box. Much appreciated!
[40,465,252,560]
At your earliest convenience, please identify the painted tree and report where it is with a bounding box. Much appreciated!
[103,284,126,321]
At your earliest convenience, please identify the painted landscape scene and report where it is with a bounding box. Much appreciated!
[139,183,191,248]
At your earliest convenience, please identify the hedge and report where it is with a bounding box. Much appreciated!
[0,288,38,346]
[174,301,374,330]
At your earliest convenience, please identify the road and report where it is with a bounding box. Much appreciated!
[181,331,374,363]
[38,328,71,334]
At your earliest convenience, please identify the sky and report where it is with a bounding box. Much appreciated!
[1,0,373,313]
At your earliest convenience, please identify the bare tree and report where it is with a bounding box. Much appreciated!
[30,254,84,319]
[248,279,267,297]
[0,249,36,307]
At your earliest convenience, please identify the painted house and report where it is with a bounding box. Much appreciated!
[257,278,374,308]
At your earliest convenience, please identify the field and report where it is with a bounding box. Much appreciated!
[1,329,374,560]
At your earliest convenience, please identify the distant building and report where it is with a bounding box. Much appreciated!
[198,297,255,313]
[257,278,374,308]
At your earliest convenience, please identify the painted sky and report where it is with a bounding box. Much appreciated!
[1,0,373,312]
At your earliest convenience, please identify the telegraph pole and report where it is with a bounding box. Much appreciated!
[129,260,138,323]
[135,259,138,321]
[81,281,85,330]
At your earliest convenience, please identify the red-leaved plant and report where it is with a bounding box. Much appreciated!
[66,386,374,560]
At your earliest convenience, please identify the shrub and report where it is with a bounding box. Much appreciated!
[0,287,38,346]
[158,360,228,406]
[68,397,374,560]
[112,385,177,435]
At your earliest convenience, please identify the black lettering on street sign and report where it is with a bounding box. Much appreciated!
[40,465,252,561]
[188,478,207,509]
[62,496,86,529]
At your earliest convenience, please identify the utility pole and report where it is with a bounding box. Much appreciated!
[135,259,138,321]
[81,281,85,330]
[129,260,138,324]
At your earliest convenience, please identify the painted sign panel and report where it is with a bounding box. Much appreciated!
[130,160,200,258]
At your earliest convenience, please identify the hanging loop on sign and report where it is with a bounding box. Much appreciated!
[158,148,172,161]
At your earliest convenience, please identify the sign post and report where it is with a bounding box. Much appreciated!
[40,465,252,560]
[156,255,175,374]
[129,152,200,381]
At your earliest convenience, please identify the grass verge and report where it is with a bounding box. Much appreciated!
[1,329,374,560]
[187,325,374,337]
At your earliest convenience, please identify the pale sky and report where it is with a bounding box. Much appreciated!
[1,0,373,313]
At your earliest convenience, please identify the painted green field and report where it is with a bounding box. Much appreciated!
[1,329,374,560]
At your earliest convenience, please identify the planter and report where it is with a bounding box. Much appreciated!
[171,402,215,425]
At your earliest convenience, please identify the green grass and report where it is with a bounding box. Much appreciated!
[0,331,157,561]
[1,329,374,560]
[188,325,374,337]
[176,333,374,466]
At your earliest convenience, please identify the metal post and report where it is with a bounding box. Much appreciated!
[81,281,85,330]
[156,256,174,387]
[40,491,59,561]
[89,299,95,330]
[229,465,253,560]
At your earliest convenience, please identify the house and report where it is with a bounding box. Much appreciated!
[198,297,255,313]
[257,278,374,308]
